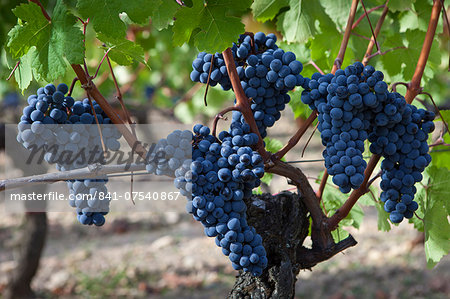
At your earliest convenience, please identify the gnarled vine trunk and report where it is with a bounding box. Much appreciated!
[228,192,309,298]
[4,212,47,299]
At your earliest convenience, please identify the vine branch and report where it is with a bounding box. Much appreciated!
[222,48,268,160]
[332,0,360,73]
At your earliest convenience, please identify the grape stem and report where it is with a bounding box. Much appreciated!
[71,64,148,160]
[364,46,407,61]
[221,47,269,160]
[328,0,443,230]
[307,60,325,75]
[360,0,381,53]
[352,4,386,30]
[316,171,328,203]
[272,111,317,161]
[67,77,79,97]
[332,0,359,73]
[390,82,409,92]
[301,121,319,157]
[6,61,20,81]
[362,1,391,65]
[105,54,136,135]
[211,106,241,137]
[92,48,111,80]
[203,54,215,106]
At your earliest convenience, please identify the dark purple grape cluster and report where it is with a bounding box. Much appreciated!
[370,102,434,223]
[17,83,123,226]
[173,121,268,276]
[190,32,306,138]
[301,63,435,223]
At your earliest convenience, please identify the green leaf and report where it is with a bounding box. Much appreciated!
[172,0,251,53]
[97,34,147,66]
[389,0,415,12]
[318,171,365,230]
[260,172,273,185]
[421,166,450,268]
[174,84,230,122]
[77,0,161,38]
[398,10,421,32]
[439,110,450,127]
[375,201,391,232]
[331,226,349,243]
[251,0,289,22]
[7,1,85,81]
[259,137,285,186]
[264,137,284,153]
[319,0,351,30]
[288,89,311,119]
[276,0,317,44]
[152,0,179,30]
[430,127,450,170]
[14,47,34,91]
[381,30,441,81]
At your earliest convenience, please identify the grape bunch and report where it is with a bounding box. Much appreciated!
[191,32,306,138]
[17,83,123,226]
[301,63,435,222]
[371,103,434,223]
[171,122,268,276]
[145,130,193,178]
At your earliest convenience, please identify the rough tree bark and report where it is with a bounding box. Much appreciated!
[4,212,47,299]
[228,192,310,299]
[3,126,48,299]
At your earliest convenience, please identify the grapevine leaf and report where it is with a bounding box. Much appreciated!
[174,85,230,122]
[319,0,351,30]
[402,30,440,80]
[421,166,450,268]
[77,0,161,38]
[152,0,179,30]
[251,0,289,22]
[97,34,148,67]
[288,89,312,119]
[375,202,391,232]
[388,0,415,12]
[276,0,317,44]
[318,171,364,230]
[439,110,450,127]
[263,137,284,154]
[7,1,85,81]
[14,47,34,92]
[260,173,273,186]
[430,116,450,170]
[398,10,421,32]
[331,226,349,243]
[172,0,251,53]
[381,30,440,81]
[259,137,285,186]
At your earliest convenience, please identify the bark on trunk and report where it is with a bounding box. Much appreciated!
[228,192,309,298]
[4,212,47,299]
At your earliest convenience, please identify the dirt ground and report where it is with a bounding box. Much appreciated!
[0,109,449,298]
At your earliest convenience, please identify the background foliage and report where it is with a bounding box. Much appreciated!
[0,0,449,269]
